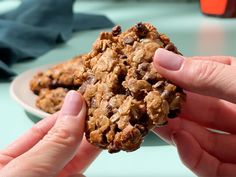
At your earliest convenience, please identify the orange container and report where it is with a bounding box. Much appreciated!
[200,0,236,17]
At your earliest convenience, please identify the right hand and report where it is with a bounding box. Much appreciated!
[152,48,236,177]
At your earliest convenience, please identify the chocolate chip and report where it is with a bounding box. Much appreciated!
[136,22,145,31]
[165,42,178,53]
[135,22,148,38]
[124,36,134,45]
[134,63,149,79]
[135,63,150,79]
[78,75,97,94]
[176,86,183,93]
[106,104,113,118]
[112,25,122,36]
[134,124,148,135]
[134,70,142,80]
[125,89,132,96]
[130,107,140,120]
[108,143,120,153]
[161,90,170,99]
[138,62,149,71]
[153,81,164,89]
[120,54,127,59]
[123,60,128,66]
[91,97,97,108]
[146,74,158,85]
[86,75,97,85]
[168,109,180,119]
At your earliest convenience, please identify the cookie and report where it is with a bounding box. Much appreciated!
[82,23,185,153]
[31,23,185,153]
[36,87,68,114]
[30,55,86,94]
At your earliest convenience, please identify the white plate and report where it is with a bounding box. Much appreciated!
[10,65,52,119]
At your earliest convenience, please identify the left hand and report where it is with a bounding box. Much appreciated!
[152,48,236,177]
[0,91,101,177]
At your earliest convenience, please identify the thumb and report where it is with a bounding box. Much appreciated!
[153,48,236,103]
[3,91,87,177]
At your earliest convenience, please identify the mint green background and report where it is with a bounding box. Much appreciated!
[1,1,236,177]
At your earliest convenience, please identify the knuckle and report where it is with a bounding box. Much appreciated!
[31,124,47,138]
[0,153,13,166]
[43,118,79,147]
[190,60,220,89]
[11,158,54,176]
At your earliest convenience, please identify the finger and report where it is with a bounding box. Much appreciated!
[153,48,236,103]
[0,113,58,167]
[152,118,180,145]
[173,130,236,177]
[181,91,236,134]
[190,56,233,65]
[1,91,86,177]
[153,118,236,164]
[171,130,220,177]
[58,137,101,177]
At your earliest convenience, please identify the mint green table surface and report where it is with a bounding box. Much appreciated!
[1,1,236,177]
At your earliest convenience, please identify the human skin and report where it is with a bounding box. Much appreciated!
[152,48,236,177]
[0,91,101,177]
[1,48,236,177]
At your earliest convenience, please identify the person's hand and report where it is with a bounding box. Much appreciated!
[0,91,101,177]
[152,48,236,177]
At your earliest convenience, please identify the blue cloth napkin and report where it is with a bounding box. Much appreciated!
[0,0,114,79]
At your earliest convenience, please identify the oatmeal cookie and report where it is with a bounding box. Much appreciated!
[31,23,185,153]
[30,55,86,94]
[36,87,68,114]
[83,23,185,153]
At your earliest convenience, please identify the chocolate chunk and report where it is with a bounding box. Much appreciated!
[78,75,97,94]
[135,22,149,38]
[136,63,149,77]
[168,109,180,119]
[106,104,113,118]
[86,75,97,85]
[120,54,127,59]
[165,42,178,53]
[112,25,122,36]
[160,34,170,45]
[124,36,134,45]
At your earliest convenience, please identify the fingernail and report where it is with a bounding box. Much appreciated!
[154,48,184,70]
[60,90,83,116]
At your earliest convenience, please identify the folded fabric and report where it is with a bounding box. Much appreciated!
[0,0,114,79]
